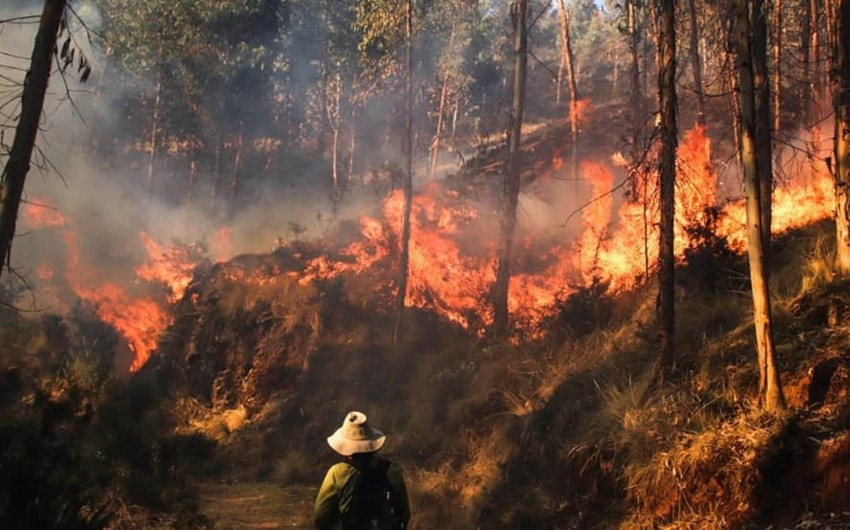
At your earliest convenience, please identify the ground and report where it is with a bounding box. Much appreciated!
[200,482,314,530]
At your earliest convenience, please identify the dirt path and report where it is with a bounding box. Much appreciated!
[199,482,315,530]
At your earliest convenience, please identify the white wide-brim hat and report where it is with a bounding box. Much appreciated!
[327,411,386,456]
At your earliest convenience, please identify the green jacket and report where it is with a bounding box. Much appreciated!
[313,455,410,530]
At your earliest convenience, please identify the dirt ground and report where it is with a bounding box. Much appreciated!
[199,482,315,530]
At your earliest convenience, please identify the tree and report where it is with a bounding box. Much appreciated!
[732,0,786,412]
[657,0,677,376]
[685,0,706,126]
[752,0,772,247]
[393,0,414,345]
[492,0,528,337]
[0,0,67,279]
[556,0,580,181]
[835,0,850,274]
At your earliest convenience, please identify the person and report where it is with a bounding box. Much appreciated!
[313,411,410,530]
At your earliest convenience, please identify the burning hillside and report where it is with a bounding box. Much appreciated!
[19,123,836,377]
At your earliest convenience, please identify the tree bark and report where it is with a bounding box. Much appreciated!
[753,0,773,248]
[429,74,450,179]
[658,0,677,377]
[229,129,243,218]
[146,66,162,205]
[834,0,850,274]
[556,0,580,182]
[0,0,66,277]
[733,0,786,412]
[393,0,415,345]
[686,0,706,125]
[773,0,782,133]
[802,0,813,119]
[811,0,821,112]
[492,0,528,337]
[627,0,641,164]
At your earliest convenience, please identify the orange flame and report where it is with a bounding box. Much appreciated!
[135,233,199,303]
[62,230,172,372]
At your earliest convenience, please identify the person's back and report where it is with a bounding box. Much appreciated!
[314,412,410,530]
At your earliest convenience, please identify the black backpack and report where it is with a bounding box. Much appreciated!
[342,459,405,530]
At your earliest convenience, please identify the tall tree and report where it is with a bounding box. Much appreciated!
[627,0,642,164]
[752,0,772,246]
[556,0,580,181]
[393,0,414,345]
[657,0,677,376]
[773,0,782,133]
[835,0,850,274]
[733,0,786,412]
[686,0,706,125]
[0,0,67,278]
[492,0,528,337]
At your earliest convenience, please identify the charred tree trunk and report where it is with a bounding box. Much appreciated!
[753,0,773,248]
[393,0,415,345]
[492,0,528,337]
[556,0,580,182]
[733,0,786,412]
[686,0,706,125]
[0,0,66,276]
[658,0,677,377]
[834,0,850,274]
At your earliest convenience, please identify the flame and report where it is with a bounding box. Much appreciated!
[22,123,837,364]
[135,233,199,303]
[21,199,68,229]
[570,98,593,126]
[60,230,172,372]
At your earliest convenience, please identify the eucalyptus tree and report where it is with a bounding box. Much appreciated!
[492,0,528,338]
[732,0,786,412]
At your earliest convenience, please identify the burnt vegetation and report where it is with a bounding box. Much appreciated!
[1,0,850,529]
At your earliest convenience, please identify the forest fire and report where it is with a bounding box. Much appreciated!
[18,128,836,370]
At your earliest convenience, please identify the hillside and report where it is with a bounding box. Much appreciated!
[129,213,850,530]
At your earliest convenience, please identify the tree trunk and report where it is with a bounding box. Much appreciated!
[802,0,813,118]
[734,0,786,412]
[658,0,677,377]
[147,66,162,205]
[834,0,850,274]
[492,0,528,337]
[556,0,580,182]
[811,0,821,112]
[229,129,243,218]
[186,156,196,207]
[393,0,415,345]
[686,0,706,125]
[773,0,782,133]
[429,75,450,179]
[628,0,641,163]
[753,0,773,248]
[347,100,357,185]
[0,0,66,276]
